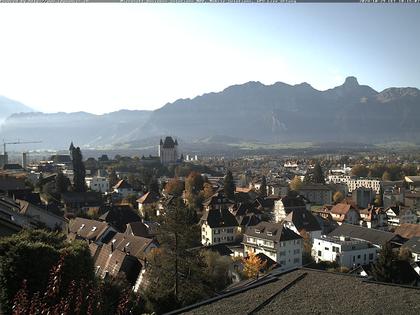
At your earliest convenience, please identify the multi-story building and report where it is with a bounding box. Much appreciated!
[85,176,109,193]
[299,184,333,205]
[352,187,375,209]
[243,221,302,271]
[327,175,381,194]
[313,235,378,269]
[386,206,417,226]
[158,136,179,165]
[273,193,309,223]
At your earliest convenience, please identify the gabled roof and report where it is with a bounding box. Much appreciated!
[201,208,238,228]
[107,232,156,260]
[136,191,160,204]
[231,203,262,217]
[395,224,420,239]
[203,190,235,207]
[69,217,111,242]
[284,209,322,232]
[113,179,133,190]
[244,221,302,243]
[99,205,141,232]
[328,223,398,247]
[125,221,159,238]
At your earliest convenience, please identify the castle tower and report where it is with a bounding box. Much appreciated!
[158,136,178,165]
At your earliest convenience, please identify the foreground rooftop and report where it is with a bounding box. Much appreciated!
[169,268,420,315]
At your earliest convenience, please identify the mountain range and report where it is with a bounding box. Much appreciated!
[1,76,420,150]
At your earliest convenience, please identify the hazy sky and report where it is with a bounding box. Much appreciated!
[0,4,419,114]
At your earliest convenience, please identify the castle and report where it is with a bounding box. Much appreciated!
[158,136,179,165]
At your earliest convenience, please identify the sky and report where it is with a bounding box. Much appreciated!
[0,4,419,114]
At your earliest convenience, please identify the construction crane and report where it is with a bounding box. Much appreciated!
[2,140,42,164]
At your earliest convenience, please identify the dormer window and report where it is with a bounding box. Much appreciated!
[91,226,97,232]
[255,229,261,234]
[267,231,273,236]
[125,242,130,247]
[112,239,116,244]
[79,224,85,230]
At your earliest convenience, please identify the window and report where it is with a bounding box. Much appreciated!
[325,247,329,251]
[332,246,339,253]
[369,253,374,260]
[280,260,286,265]
[279,251,286,256]
[267,231,273,236]
[357,255,361,259]
[318,251,322,256]
[294,249,300,255]
[293,258,300,263]
[353,256,355,262]
[91,226,97,232]
[214,229,220,234]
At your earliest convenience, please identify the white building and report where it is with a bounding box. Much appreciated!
[313,235,378,269]
[86,176,109,193]
[243,221,303,272]
[273,194,309,223]
[386,206,417,226]
[327,175,381,194]
[113,179,134,198]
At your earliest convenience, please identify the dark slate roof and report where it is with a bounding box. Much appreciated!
[284,209,322,232]
[49,155,72,164]
[231,203,262,217]
[162,136,177,148]
[237,214,261,227]
[125,221,159,238]
[171,269,420,315]
[244,221,302,243]
[0,176,27,191]
[61,192,102,204]
[280,194,307,209]
[203,190,235,207]
[201,208,238,228]
[2,164,23,170]
[204,243,234,256]
[99,205,141,232]
[403,237,420,254]
[328,224,398,247]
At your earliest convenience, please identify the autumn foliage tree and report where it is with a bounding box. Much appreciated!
[289,176,302,191]
[242,252,267,279]
[164,178,185,197]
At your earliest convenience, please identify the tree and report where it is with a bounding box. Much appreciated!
[164,178,185,197]
[108,169,118,189]
[71,146,86,192]
[382,171,391,181]
[289,176,302,192]
[351,164,369,178]
[333,191,344,204]
[148,177,159,194]
[242,252,267,279]
[143,198,208,313]
[224,170,235,200]
[203,182,214,200]
[260,175,267,197]
[304,162,325,184]
[371,242,399,283]
[185,172,204,196]
[0,230,94,314]
[55,171,70,194]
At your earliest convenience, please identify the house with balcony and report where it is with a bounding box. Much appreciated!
[243,221,302,272]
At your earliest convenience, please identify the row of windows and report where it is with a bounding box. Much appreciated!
[214,228,234,234]
[214,236,234,243]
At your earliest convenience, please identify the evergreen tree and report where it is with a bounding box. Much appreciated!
[224,170,235,200]
[304,162,325,184]
[260,175,267,197]
[108,169,118,189]
[371,242,399,283]
[55,171,70,194]
[71,146,86,192]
